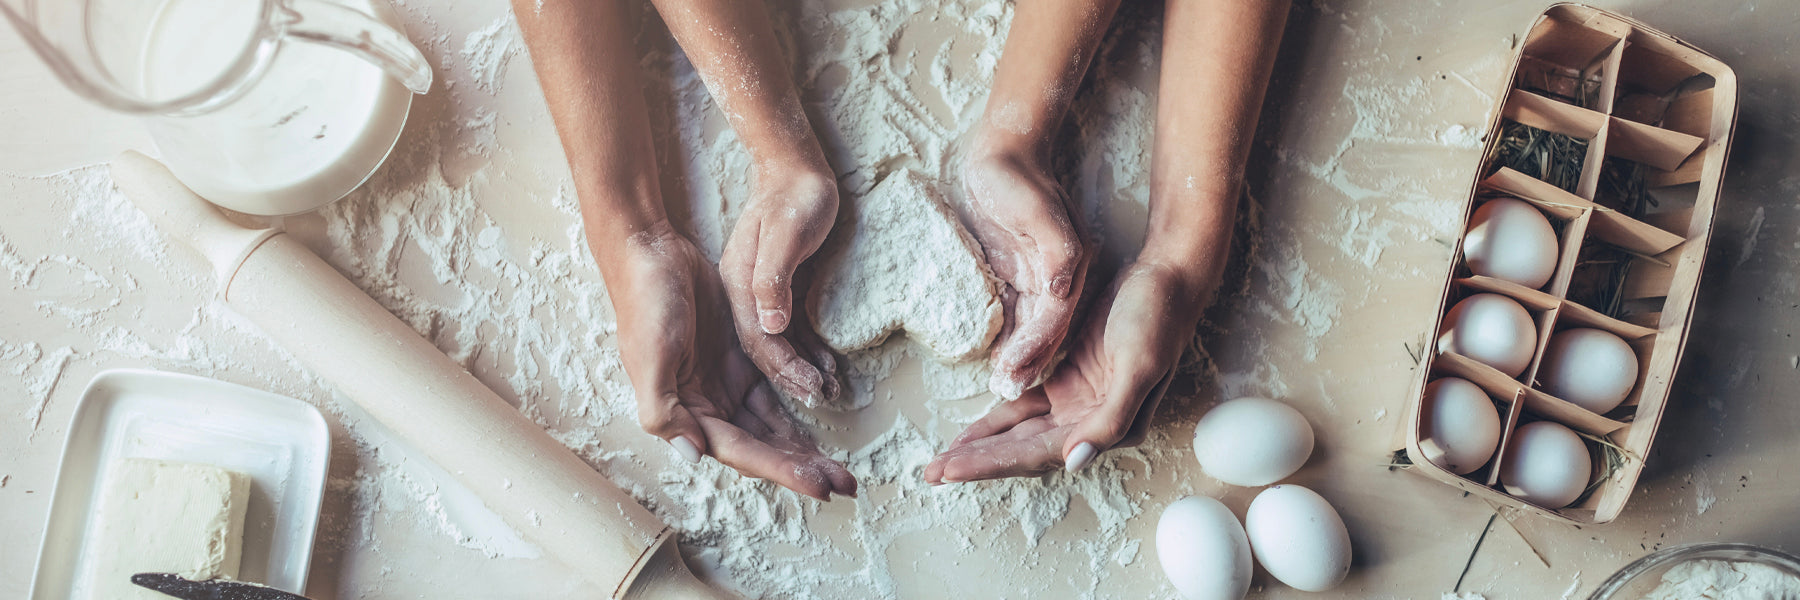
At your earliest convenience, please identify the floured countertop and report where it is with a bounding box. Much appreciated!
[4,1,1800,598]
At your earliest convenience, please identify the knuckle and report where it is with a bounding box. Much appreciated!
[1047,236,1085,270]
[754,274,789,300]
[1095,416,1134,446]
[719,259,750,284]
[636,400,677,438]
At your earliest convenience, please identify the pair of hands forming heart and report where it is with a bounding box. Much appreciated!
[516,0,1277,501]
[622,148,1203,501]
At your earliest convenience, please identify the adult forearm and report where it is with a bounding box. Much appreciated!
[649,0,827,172]
[1144,0,1289,295]
[515,0,669,273]
[974,0,1124,162]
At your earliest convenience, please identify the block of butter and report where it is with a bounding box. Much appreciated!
[80,458,251,600]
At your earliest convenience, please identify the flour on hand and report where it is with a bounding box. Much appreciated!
[809,169,1002,363]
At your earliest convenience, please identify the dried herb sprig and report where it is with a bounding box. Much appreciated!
[1568,239,1670,319]
[1454,514,1498,593]
[1569,430,1629,507]
[1580,158,1659,318]
[1492,121,1587,193]
[1598,156,1657,219]
[1568,243,1634,318]
[1384,448,1415,471]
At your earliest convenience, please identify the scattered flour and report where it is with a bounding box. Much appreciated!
[460,13,522,95]
[919,353,993,402]
[1439,123,1486,149]
[1562,571,1584,600]
[0,341,75,438]
[1738,206,1766,269]
[1696,469,1718,516]
[1113,537,1141,566]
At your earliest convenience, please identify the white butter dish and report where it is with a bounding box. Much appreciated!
[30,369,330,599]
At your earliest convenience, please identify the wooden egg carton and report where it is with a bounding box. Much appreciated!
[1400,4,1738,525]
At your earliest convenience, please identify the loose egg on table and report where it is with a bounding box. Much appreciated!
[1191,397,1314,487]
[1499,421,1592,509]
[1418,377,1502,475]
[1537,327,1640,414]
[1463,197,1560,289]
[1244,485,1352,592]
[1156,496,1252,600]
[1438,293,1537,377]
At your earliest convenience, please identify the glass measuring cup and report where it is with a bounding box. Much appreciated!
[2,0,433,215]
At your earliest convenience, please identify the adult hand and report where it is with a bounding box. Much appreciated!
[924,259,1203,483]
[961,149,1092,400]
[720,167,842,407]
[612,226,856,500]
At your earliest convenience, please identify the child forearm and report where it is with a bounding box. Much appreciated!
[973,0,1124,163]
[649,0,830,174]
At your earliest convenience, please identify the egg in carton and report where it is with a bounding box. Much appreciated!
[1398,3,1738,525]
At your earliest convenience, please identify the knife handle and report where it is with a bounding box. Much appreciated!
[131,573,311,600]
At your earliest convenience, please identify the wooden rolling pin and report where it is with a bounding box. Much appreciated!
[110,151,727,599]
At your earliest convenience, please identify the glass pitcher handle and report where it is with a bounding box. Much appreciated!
[277,0,434,94]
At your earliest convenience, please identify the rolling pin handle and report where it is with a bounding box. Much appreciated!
[109,150,279,292]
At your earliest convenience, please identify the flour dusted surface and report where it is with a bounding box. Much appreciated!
[0,0,1542,597]
[810,169,1001,362]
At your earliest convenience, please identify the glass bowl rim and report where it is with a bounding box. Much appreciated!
[1588,542,1800,600]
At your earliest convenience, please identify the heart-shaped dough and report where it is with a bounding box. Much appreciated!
[809,170,1002,362]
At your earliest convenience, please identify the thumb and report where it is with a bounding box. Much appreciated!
[1061,361,1171,473]
[750,220,822,336]
[637,385,710,463]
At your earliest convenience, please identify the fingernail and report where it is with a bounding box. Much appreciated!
[1064,442,1097,473]
[759,309,788,334]
[670,437,702,463]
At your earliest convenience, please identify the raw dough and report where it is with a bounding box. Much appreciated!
[81,458,251,600]
[809,169,1002,362]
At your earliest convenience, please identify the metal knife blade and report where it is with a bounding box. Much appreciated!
[130,573,312,600]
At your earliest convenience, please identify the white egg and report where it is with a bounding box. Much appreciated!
[1419,378,1502,475]
[1192,397,1314,487]
[1464,197,1560,289]
[1155,496,1252,600]
[1537,328,1639,414]
[1437,293,1537,377]
[1245,485,1352,592]
[1499,421,1592,509]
